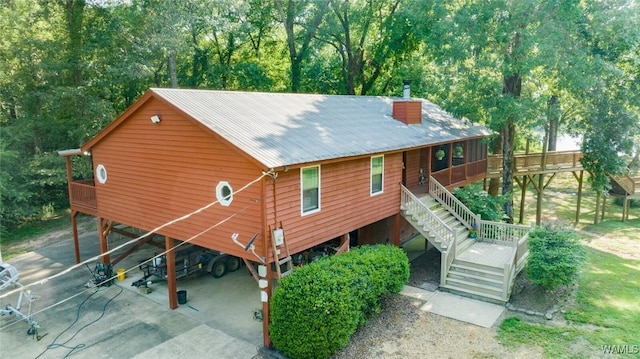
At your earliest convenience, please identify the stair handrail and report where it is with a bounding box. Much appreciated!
[440,235,457,286]
[502,246,518,301]
[429,176,480,230]
[609,173,636,195]
[401,184,455,250]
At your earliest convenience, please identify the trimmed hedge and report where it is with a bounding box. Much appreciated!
[269,244,409,359]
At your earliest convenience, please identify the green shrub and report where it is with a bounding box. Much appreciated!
[452,185,507,221]
[526,222,585,290]
[269,245,409,359]
[613,197,639,208]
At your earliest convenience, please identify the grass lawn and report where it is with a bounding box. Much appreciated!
[497,171,640,358]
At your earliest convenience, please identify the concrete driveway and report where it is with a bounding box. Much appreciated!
[0,230,263,358]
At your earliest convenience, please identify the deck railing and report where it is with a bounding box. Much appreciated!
[479,221,533,247]
[487,150,583,175]
[69,179,97,211]
[401,185,455,250]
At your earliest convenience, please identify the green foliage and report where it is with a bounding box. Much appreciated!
[613,197,639,208]
[526,222,585,290]
[500,246,640,358]
[452,185,506,221]
[269,245,409,359]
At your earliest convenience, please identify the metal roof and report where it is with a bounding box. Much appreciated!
[151,88,491,169]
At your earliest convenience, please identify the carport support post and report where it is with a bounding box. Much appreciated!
[71,210,81,264]
[263,264,273,348]
[97,218,110,264]
[392,213,401,246]
[166,236,178,309]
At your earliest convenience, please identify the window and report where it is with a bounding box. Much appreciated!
[96,164,108,184]
[371,155,384,195]
[301,166,320,214]
[216,181,233,206]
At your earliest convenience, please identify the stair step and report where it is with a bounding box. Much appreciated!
[455,238,475,253]
[450,262,503,276]
[447,270,503,285]
[444,278,503,296]
[278,256,292,265]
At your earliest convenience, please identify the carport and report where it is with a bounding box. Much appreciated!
[0,229,263,358]
[112,239,264,345]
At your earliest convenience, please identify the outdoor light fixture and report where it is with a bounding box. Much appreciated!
[150,115,161,124]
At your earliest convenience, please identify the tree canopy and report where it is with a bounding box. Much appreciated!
[1,0,638,233]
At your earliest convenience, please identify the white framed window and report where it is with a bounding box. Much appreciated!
[96,164,108,184]
[301,165,320,215]
[370,155,384,195]
[216,181,233,206]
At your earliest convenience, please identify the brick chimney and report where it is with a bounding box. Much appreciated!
[392,80,422,125]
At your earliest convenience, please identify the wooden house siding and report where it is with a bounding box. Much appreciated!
[91,98,266,259]
[404,149,421,189]
[265,153,403,260]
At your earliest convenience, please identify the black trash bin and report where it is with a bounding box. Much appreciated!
[177,290,187,305]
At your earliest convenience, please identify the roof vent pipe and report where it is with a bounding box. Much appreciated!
[402,80,411,99]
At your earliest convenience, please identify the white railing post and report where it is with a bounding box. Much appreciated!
[503,263,510,300]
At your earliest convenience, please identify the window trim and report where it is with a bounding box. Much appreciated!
[370,155,384,196]
[300,165,321,215]
[96,164,108,184]
[216,181,233,207]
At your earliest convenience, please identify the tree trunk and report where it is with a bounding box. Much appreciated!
[488,134,502,196]
[168,50,178,88]
[500,64,522,222]
[547,95,560,151]
[275,0,328,93]
[536,122,549,226]
[65,0,85,86]
[502,121,516,222]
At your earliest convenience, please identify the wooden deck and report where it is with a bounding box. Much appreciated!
[486,150,583,178]
[456,242,513,267]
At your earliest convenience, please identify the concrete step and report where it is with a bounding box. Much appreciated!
[440,284,507,304]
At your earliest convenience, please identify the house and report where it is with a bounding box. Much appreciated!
[60,87,529,347]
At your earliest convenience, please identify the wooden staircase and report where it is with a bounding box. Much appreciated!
[402,196,474,253]
[401,179,530,304]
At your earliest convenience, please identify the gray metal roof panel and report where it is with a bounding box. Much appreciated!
[151,88,491,168]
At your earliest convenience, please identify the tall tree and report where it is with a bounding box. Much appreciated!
[320,0,417,95]
[411,0,639,221]
[275,0,330,92]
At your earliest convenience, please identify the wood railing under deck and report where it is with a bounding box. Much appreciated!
[70,179,97,214]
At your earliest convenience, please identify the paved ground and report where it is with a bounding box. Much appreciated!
[1,231,506,358]
[0,231,264,358]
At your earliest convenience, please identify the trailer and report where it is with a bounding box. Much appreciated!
[132,244,241,287]
[0,262,40,337]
